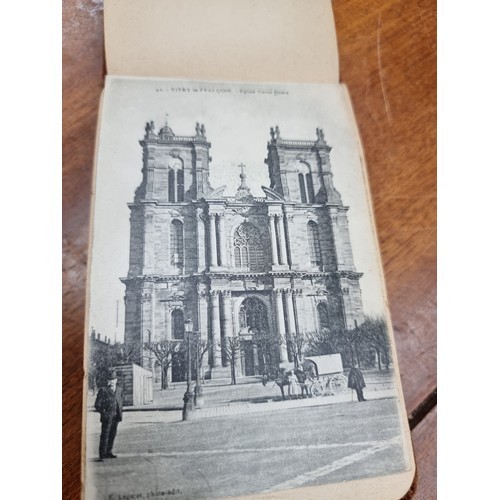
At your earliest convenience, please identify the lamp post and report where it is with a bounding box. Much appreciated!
[182,320,195,421]
[194,336,205,408]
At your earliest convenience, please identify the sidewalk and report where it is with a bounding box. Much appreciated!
[87,369,397,419]
[186,387,397,420]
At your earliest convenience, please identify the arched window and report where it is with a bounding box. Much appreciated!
[307,220,322,266]
[168,169,175,202]
[172,309,185,340]
[170,220,184,269]
[306,173,314,203]
[239,297,269,333]
[298,173,307,203]
[177,170,184,202]
[317,303,329,331]
[233,223,264,271]
[167,158,184,203]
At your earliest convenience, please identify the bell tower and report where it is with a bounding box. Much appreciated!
[134,117,213,203]
[264,126,342,205]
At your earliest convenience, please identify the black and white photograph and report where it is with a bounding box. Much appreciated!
[84,77,413,500]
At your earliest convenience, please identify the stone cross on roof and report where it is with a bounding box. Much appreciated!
[235,163,253,200]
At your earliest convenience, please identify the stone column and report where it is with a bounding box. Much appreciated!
[218,214,228,268]
[221,291,233,339]
[284,214,294,267]
[268,215,279,266]
[222,291,235,369]
[285,289,296,338]
[277,214,288,266]
[198,290,209,343]
[210,291,222,367]
[209,214,218,268]
[197,290,210,378]
[293,290,306,337]
[292,290,301,340]
[196,211,206,272]
[275,290,288,362]
[140,290,153,369]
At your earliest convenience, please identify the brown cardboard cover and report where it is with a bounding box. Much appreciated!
[104,0,339,83]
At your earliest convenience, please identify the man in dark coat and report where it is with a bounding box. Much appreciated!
[95,370,123,460]
[294,366,310,398]
[348,365,367,402]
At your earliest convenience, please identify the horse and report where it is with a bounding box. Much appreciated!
[262,368,289,400]
[294,368,311,398]
[262,367,313,400]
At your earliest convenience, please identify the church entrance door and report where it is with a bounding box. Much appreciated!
[239,297,272,376]
[241,340,255,376]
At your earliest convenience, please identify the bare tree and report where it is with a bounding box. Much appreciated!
[195,339,213,384]
[220,337,242,385]
[252,329,284,375]
[115,341,141,364]
[305,317,391,370]
[306,327,341,357]
[144,341,181,389]
[287,331,307,368]
[305,327,358,367]
[358,316,391,370]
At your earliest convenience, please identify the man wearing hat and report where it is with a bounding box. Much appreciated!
[94,370,123,460]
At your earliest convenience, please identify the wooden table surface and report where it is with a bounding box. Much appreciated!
[62,1,436,498]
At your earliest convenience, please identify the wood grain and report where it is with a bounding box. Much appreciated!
[409,406,437,499]
[62,0,436,498]
[63,1,103,498]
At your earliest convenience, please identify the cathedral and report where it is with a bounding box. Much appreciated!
[121,117,364,380]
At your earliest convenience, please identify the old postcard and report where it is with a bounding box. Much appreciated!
[83,77,414,500]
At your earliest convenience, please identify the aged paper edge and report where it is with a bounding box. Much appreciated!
[80,89,106,500]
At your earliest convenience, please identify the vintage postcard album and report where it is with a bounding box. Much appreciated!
[82,1,415,499]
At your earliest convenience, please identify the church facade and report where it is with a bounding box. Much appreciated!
[121,118,364,380]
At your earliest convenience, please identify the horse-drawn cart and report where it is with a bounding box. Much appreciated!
[302,354,348,397]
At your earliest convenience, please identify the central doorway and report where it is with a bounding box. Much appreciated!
[238,297,277,375]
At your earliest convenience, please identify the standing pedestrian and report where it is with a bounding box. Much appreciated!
[347,365,367,402]
[287,369,299,399]
[294,365,309,398]
[95,370,123,460]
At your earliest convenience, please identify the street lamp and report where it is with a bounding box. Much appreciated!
[182,319,195,420]
[194,334,205,409]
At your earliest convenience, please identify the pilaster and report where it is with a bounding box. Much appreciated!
[197,289,209,343]
[218,213,228,268]
[197,210,207,272]
[210,290,222,367]
[276,214,289,267]
[142,207,155,274]
[285,289,296,339]
[283,211,294,267]
[140,288,154,370]
[274,290,288,362]
[268,214,279,266]
[221,290,233,339]
[208,213,218,269]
